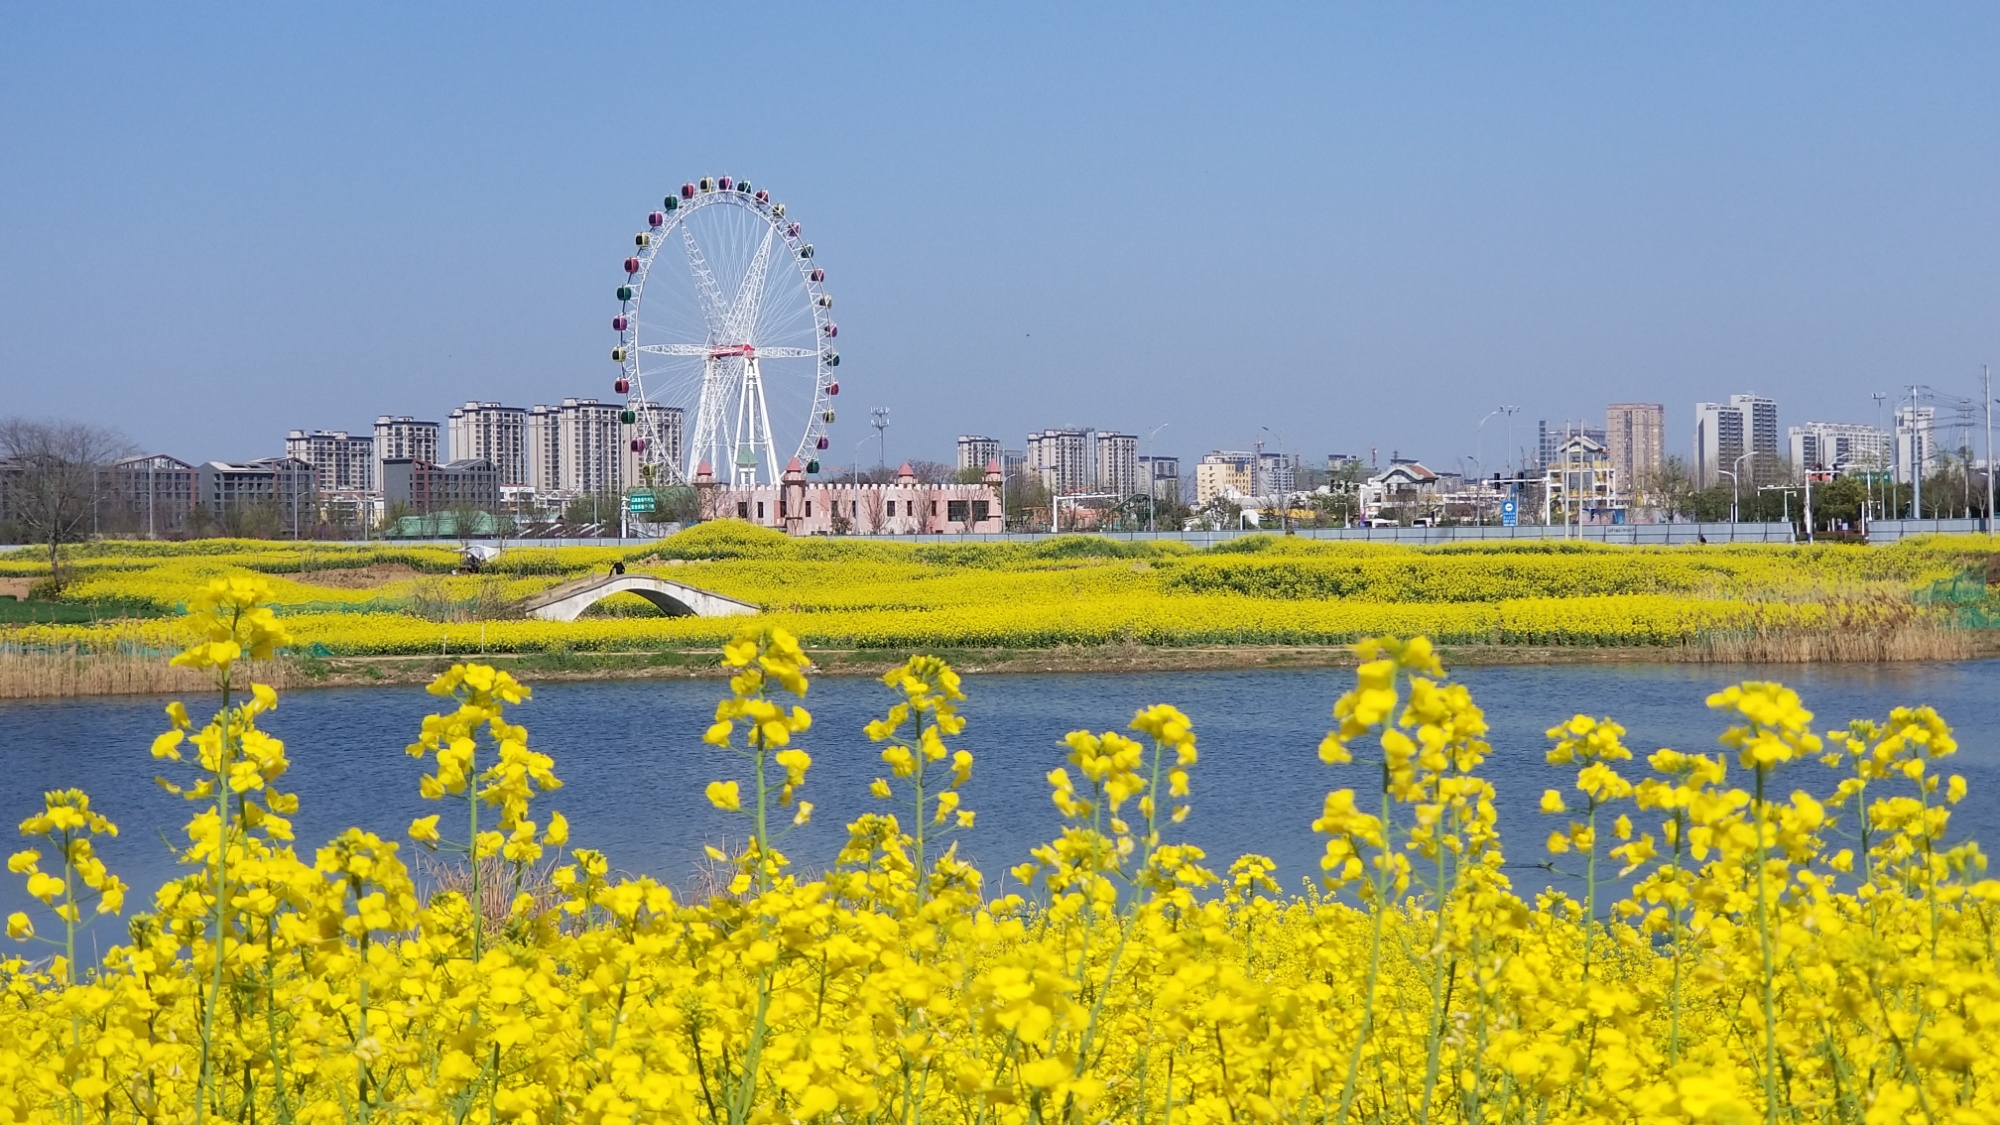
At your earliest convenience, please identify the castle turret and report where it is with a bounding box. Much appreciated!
[782,457,807,533]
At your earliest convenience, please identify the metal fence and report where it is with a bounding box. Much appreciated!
[381,520,1996,548]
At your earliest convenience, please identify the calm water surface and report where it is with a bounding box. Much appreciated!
[0,661,1995,923]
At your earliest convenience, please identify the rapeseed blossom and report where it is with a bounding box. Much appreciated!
[0,581,1996,1122]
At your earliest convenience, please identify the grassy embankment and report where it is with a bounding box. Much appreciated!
[2,524,1996,697]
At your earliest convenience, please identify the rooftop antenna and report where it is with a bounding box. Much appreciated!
[870,407,891,469]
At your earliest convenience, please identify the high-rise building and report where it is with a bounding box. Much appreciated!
[1026,428,1094,494]
[1138,455,1180,504]
[956,435,1002,472]
[1094,431,1140,498]
[1894,406,1937,485]
[529,398,623,495]
[620,402,686,490]
[1732,394,1779,462]
[447,402,530,487]
[1694,395,1780,487]
[1604,404,1664,496]
[1692,402,1744,488]
[285,429,375,493]
[1025,428,1141,496]
[374,416,439,494]
[1788,422,1890,476]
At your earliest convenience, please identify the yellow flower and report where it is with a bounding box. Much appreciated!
[706,780,742,812]
[4,912,29,939]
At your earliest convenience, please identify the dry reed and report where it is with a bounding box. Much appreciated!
[1687,586,1985,664]
[0,649,309,700]
[415,853,563,938]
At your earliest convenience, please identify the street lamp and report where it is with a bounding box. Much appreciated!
[1730,450,1759,524]
[1261,426,1291,533]
[1146,422,1169,534]
[1474,406,1518,477]
[1717,468,1739,525]
[1871,391,1888,526]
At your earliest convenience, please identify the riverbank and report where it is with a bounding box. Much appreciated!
[5,625,1992,700]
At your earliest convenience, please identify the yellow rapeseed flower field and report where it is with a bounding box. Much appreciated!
[4,524,1992,657]
[1,575,1996,1123]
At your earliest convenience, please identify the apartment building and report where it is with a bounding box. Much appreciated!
[956,435,1002,472]
[285,429,375,493]
[1138,454,1181,504]
[196,458,316,533]
[1788,422,1890,476]
[1025,428,1093,494]
[1190,449,1296,506]
[108,454,197,538]
[620,401,686,488]
[1894,406,1937,485]
[448,402,530,487]
[1194,452,1252,506]
[1604,404,1664,496]
[529,398,623,496]
[1094,431,1140,497]
[381,458,501,514]
[373,416,439,492]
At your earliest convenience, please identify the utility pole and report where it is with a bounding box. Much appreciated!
[1985,365,1995,532]
[870,408,890,470]
[1909,384,1923,520]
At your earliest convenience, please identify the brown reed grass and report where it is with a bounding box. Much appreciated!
[0,649,310,699]
[415,853,563,938]
[1692,607,1976,664]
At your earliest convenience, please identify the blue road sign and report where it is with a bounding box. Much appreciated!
[1500,497,1518,527]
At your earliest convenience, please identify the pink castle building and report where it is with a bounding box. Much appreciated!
[694,458,1006,535]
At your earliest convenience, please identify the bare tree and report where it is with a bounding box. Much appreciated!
[0,418,132,587]
[915,488,940,534]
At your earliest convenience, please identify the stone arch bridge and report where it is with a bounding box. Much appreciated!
[521,574,760,622]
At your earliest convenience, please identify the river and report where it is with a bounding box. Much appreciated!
[1,661,1996,924]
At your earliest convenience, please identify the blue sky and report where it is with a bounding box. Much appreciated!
[3,3,1997,472]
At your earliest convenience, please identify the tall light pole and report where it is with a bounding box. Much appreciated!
[1871,391,1888,525]
[1731,450,1757,525]
[1475,406,1517,524]
[1146,422,1169,534]
[1717,468,1739,525]
[1261,426,1291,533]
[1474,407,1517,477]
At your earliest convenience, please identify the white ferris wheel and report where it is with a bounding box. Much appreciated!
[610,176,841,487]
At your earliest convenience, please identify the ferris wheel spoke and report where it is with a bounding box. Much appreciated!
[637,343,715,356]
[753,348,818,359]
[680,226,730,339]
[720,228,776,344]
